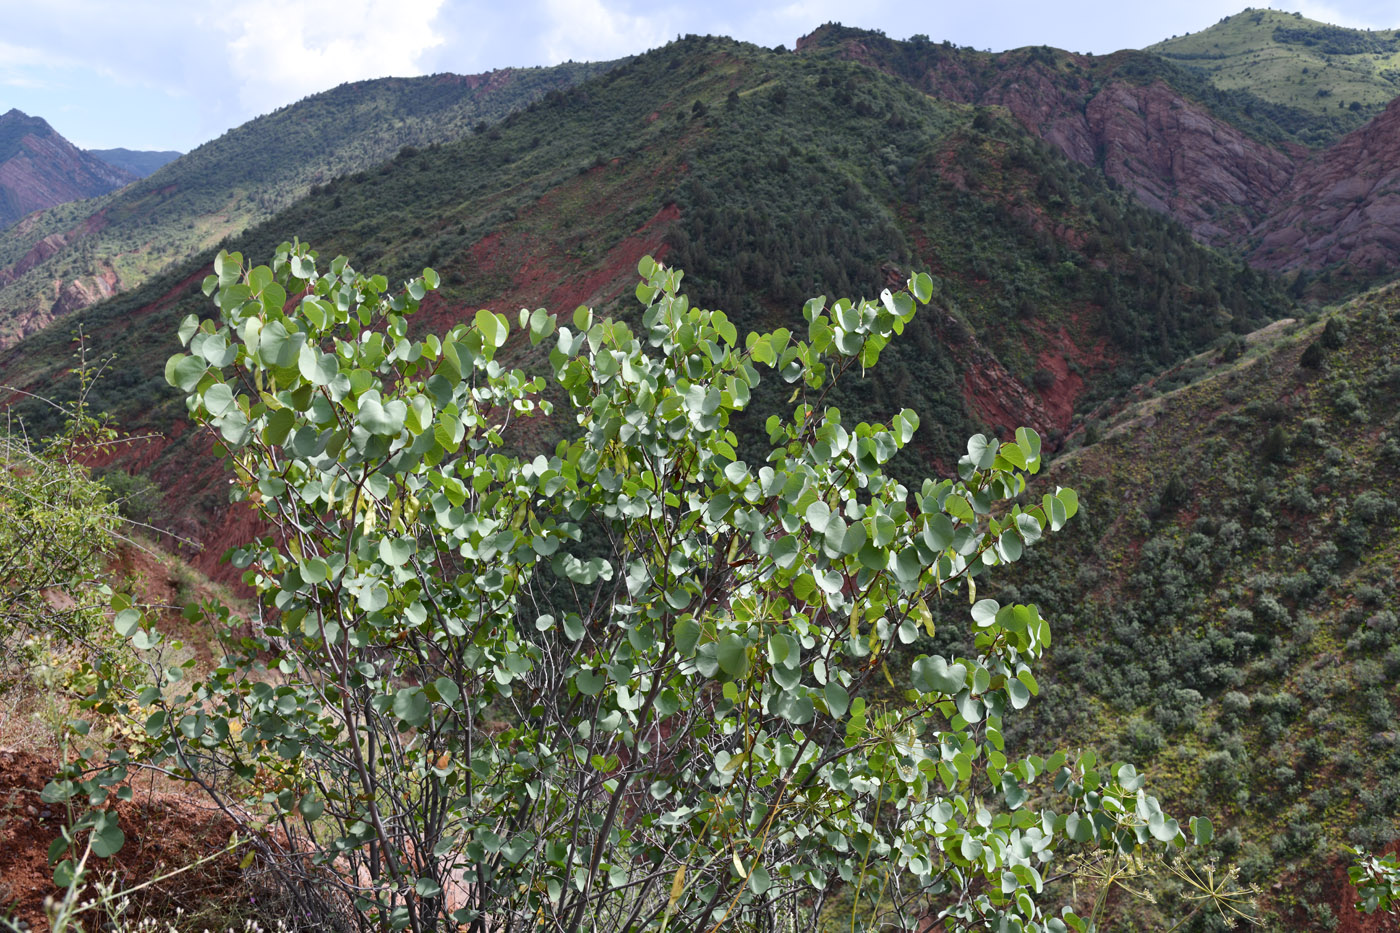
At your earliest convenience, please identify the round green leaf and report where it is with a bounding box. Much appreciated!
[90,812,125,858]
[299,794,325,822]
[392,688,430,727]
[379,537,413,566]
[716,634,750,679]
[576,670,606,696]
[824,682,850,718]
[911,655,968,695]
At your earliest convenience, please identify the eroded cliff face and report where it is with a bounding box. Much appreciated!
[802,32,1302,249]
[977,73,1299,245]
[1080,81,1298,244]
[0,110,134,230]
[803,29,1400,281]
[1250,95,1400,274]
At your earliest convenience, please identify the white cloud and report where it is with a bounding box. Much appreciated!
[0,40,57,69]
[1292,0,1392,30]
[225,0,449,112]
[540,0,670,63]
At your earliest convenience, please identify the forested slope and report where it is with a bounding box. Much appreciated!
[0,36,1293,569]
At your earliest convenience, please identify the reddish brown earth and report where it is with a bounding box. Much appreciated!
[802,27,1400,280]
[1079,81,1299,245]
[0,208,118,347]
[803,32,1302,248]
[1031,307,1117,427]
[932,303,1059,439]
[966,68,1298,247]
[0,749,241,932]
[1313,848,1400,933]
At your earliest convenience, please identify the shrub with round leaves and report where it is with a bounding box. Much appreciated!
[71,242,1225,933]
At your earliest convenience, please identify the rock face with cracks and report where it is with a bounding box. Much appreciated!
[1251,95,1400,274]
[952,68,1299,247]
[803,27,1400,276]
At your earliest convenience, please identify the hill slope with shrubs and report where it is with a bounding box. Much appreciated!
[1151,8,1400,139]
[2,28,1398,931]
[975,285,1400,928]
[0,62,616,347]
[0,35,1294,576]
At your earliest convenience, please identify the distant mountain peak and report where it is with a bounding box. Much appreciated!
[0,111,134,232]
[88,147,182,179]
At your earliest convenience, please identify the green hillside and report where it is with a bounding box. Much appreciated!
[967,287,1400,928]
[1151,8,1400,144]
[88,147,182,178]
[0,62,616,347]
[806,24,1338,151]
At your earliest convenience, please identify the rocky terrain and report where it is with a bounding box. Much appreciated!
[1251,94,1400,274]
[802,26,1400,288]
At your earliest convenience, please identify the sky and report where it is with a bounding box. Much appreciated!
[1,0,1396,153]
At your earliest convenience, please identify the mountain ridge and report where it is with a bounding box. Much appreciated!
[89,147,183,178]
[800,23,1400,288]
[0,62,619,347]
[0,109,135,232]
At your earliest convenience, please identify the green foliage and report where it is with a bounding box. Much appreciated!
[87,148,183,178]
[0,393,121,672]
[0,35,1294,538]
[1347,847,1400,916]
[820,25,1349,151]
[66,244,1230,933]
[999,289,1400,926]
[0,359,138,892]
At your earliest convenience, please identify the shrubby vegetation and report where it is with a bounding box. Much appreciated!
[1151,9,1400,142]
[44,244,1253,933]
[5,29,1391,928]
[2,35,1293,480]
[998,288,1400,927]
[0,374,121,679]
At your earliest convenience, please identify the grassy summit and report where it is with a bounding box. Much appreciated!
[1151,8,1400,142]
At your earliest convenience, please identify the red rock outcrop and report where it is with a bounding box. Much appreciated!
[1081,81,1298,243]
[1250,94,1400,274]
[799,31,1302,248]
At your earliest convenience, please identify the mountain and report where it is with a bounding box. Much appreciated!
[0,34,1291,573]
[0,109,135,231]
[0,62,616,347]
[1150,8,1400,144]
[3,20,1399,927]
[1251,94,1400,277]
[89,147,182,178]
[797,28,1304,248]
[7,12,1397,357]
[805,23,1400,295]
